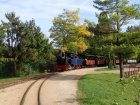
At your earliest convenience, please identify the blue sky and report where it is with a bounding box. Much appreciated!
[0,0,140,38]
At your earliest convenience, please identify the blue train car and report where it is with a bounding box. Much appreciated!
[69,59,83,69]
[70,59,83,65]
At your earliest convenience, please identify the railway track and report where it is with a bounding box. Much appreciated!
[20,73,56,105]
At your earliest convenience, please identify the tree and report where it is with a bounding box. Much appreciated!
[0,25,5,44]
[0,25,5,57]
[16,19,52,72]
[85,13,117,68]
[49,9,91,53]
[17,19,44,62]
[94,11,116,35]
[93,0,140,78]
[93,0,140,32]
[84,19,96,35]
[1,12,24,76]
[84,20,100,55]
[1,12,52,77]
[64,23,91,53]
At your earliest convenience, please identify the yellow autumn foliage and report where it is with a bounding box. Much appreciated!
[60,46,68,51]
[64,41,88,53]
[50,9,91,53]
[66,42,77,53]
[77,24,91,37]
[77,41,88,52]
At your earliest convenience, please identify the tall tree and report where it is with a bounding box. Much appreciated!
[0,25,5,44]
[93,0,140,78]
[1,12,51,77]
[49,9,90,53]
[93,0,140,32]
[16,19,52,64]
[94,11,116,35]
[0,25,5,57]
[84,15,115,68]
[84,19,96,35]
[1,12,24,76]
[84,20,98,55]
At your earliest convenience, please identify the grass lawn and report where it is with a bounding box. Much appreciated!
[95,67,119,71]
[0,73,44,84]
[78,73,139,105]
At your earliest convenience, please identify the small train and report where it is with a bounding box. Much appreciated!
[54,50,120,71]
[54,51,83,71]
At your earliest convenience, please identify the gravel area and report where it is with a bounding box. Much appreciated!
[40,68,120,105]
[0,67,120,105]
[0,80,35,105]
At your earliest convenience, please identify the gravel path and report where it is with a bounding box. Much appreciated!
[0,80,35,105]
[0,67,120,105]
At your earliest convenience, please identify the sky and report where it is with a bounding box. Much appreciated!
[0,0,140,39]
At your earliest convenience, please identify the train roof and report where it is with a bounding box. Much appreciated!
[78,54,105,58]
[64,52,106,58]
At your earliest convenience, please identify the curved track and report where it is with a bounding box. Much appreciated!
[38,77,48,105]
[20,74,56,105]
[20,80,38,105]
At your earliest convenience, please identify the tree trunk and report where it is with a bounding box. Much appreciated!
[118,53,124,78]
[113,54,116,68]
[108,52,112,69]
[13,61,17,77]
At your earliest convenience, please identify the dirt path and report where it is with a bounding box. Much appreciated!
[38,68,119,105]
[0,67,119,105]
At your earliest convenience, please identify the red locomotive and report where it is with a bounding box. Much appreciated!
[54,50,83,71]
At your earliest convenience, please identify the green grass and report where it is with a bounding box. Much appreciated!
[0,73,44,84]
[95,67,119,71]
[78,73,139,105]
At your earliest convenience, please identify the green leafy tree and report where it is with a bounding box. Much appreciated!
[17,19,43,62]
[1,12,25,76]
[94,11,117,35]
[84,20,101,56]
[50,9,80,47]
[50,9,90,53]
[84,19,96,35]
[93,0,140,78]
[17,19,53,73]
[1,12,52,77]
[85,13,116,68]
[0,25,6,57]
[93,0,140,32]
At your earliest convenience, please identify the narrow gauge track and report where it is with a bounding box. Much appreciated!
[20,73,56,105]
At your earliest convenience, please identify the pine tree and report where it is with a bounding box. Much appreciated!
[1,12,24,76]
[93,0,140,78]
